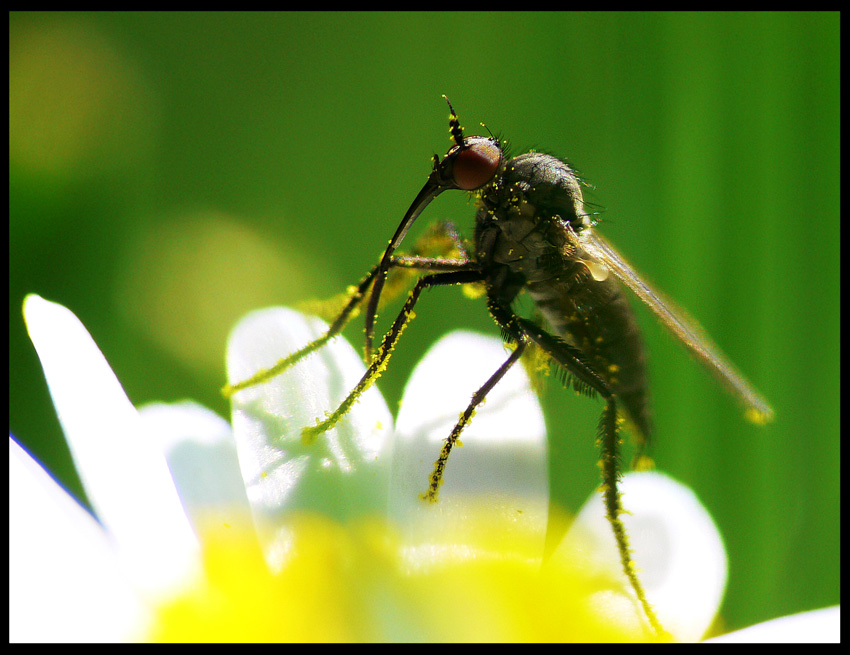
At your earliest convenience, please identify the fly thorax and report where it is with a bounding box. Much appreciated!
[476,189,570,280]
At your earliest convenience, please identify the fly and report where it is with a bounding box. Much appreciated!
[224,98,774,637]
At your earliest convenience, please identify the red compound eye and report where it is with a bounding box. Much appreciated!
[453,137,501,191]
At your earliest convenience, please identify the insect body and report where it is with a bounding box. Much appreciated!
[476,150,652,447]
[225,98,773,637]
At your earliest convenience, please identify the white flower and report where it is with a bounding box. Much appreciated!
[17,294,829,641]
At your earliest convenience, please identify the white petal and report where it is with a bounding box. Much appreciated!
[23,294,199,598]
[226,307,394,568]
[390,331,549,554]
[139,401,254,533]
[707,606,840,643]
[10,437,148,642]
[565,471,727,641]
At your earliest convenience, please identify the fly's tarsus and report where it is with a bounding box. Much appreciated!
[598,398,669,639]
[222,335,334,397]
[222,264,379,398]
[422,338,526,503]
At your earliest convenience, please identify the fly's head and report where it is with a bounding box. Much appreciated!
[429,96,503,194]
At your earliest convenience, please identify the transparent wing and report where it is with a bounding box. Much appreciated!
[573,226,774,424]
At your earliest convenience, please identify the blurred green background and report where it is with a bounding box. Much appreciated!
[10,12,838,635]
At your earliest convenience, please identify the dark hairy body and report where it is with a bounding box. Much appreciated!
[476,151,651,443]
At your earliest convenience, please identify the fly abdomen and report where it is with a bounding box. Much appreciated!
[528,267,652,443]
